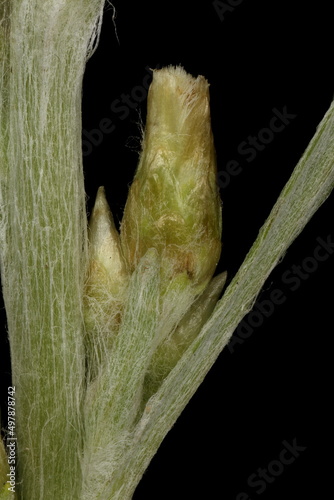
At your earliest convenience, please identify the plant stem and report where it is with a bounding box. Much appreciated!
[0,2,105,498]
[102,99,334,500]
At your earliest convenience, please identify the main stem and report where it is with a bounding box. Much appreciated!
[0,2,104,499]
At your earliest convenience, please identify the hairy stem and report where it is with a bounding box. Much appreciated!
[0,2,105,499]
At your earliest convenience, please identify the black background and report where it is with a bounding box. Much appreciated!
[1,1,333,498]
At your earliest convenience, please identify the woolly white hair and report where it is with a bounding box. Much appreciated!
[0,2,105,499]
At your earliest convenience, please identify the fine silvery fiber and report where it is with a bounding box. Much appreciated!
[1,3,334,500]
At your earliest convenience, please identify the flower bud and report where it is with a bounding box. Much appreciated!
[120,66,222,295]
[84,187,129,376]
[143,271,227,402]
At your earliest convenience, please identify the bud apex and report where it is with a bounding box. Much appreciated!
[87,186,128,298]
[120,66,222,294]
